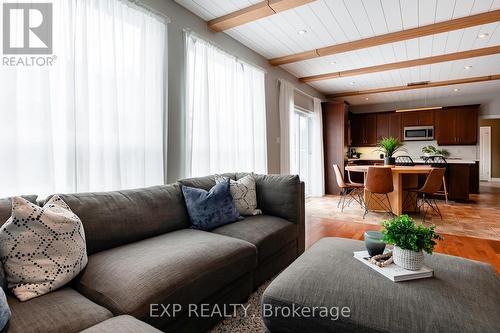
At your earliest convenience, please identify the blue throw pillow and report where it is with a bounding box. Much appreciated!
[0,288,10,331]
[181,178,242,231]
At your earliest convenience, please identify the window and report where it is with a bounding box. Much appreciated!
[0,0,167,197]
[185,32,267,177]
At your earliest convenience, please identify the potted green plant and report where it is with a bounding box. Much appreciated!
[421,145,450,158]
[375,137,405,166]
[381,215,442,270]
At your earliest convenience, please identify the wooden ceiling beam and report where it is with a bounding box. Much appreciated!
[300,45,500,83]
[326,75,500,98]
[270,9,500,66]
[208,0,315,32]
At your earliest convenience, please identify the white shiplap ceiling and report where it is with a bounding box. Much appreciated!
[175,0,500,105]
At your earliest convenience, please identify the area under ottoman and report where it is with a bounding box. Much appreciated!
[261,237,500,333]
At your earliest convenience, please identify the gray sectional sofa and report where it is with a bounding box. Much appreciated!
[0,173,304,333]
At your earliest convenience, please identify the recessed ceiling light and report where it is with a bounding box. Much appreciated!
[454,88,460,92]
[464,65,472,70]
[365,97,369,100]
[478,33,490,39]
[350,81,355,85]
[297,30,307,35]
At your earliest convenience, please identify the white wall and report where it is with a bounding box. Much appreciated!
[141,0,324,182]
[480,95,500,118]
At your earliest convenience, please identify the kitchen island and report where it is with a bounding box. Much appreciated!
[346,158,479,202]
[345,165,433,215]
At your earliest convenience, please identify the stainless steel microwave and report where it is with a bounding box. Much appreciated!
[403,126,434,141]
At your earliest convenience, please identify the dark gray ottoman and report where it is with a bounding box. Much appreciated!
[80,315,162,333]
[261,237,500,333]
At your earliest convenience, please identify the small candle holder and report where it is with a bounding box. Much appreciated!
[364,231,386,257]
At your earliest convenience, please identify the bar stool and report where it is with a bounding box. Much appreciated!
[395,155,415,166]
[363,167,394,218]
[333,164,364,211]
[406,168,446,222]
[346,163,364,187]
[424,156,449,204]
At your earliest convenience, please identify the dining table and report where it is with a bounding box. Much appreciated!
[344,165,434,216]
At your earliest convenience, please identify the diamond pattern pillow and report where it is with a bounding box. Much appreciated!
[215,174,262,216]
[0,196,88,301]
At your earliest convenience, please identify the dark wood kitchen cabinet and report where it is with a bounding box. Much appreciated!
[435,105,478,145]
[350,113,377,146]
[376,112,401,140]
[401,110,434,127]
[323,101,349,194]
[417,110,434,126]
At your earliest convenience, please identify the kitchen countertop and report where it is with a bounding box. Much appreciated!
[347,158,478,164]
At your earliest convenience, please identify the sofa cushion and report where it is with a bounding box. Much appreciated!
[75,229,256,321]
[0,195,38,227]
[178,173,236,191]
[0,196,88,301]
[5,287,112,333]
[181,179,241,231]
[80,316,162,333]
[53,184,190,254]
[211,215,297,263]
[0,288,10,331]
[237,173,302,224]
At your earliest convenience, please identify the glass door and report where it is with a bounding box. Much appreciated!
[291,109,312,196]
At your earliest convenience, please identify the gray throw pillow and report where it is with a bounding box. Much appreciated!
[215,174,262,216]
[0,195,88,301]
[0,288,10,331]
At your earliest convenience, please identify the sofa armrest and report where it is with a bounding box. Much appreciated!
[251,174,305,255]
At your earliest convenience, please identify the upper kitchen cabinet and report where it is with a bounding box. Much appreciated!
[350,113,377,146]
[401,110,434,127]
[435,105,478,145]
[416,110,434,126]
[376,112,401,140]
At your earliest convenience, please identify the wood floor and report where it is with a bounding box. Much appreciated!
[305,182,500,275]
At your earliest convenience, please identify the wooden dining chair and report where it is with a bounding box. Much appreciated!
[333,164,364,212]
[406,168,446,222]
[363,167,394,219]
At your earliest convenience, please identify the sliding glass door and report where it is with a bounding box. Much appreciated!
[291,109,313,196]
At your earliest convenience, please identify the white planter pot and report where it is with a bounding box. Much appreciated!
[393,246,424,271]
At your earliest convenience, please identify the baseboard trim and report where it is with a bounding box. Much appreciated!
[491,178,500,182]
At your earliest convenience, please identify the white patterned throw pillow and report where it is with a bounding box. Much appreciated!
[215,175,262,216]
[0,196,88,301]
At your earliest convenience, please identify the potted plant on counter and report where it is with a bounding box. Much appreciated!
[375,137,405,166]
[421,145,450,158]
[381,215,442,270]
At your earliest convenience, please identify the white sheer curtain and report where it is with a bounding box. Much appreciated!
[278,79,295,174]
[185,32,267,177]
[0,0,167,197]
[310,98,325,196]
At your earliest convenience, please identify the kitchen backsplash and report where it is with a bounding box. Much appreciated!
[352,141,478,160]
